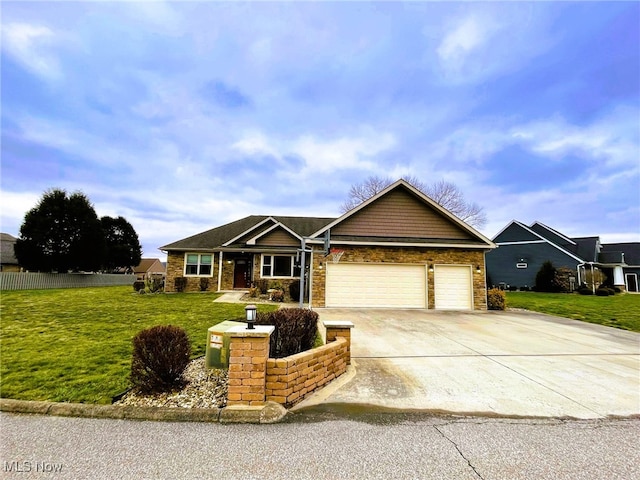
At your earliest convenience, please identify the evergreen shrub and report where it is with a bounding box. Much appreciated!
[255,308,318,358]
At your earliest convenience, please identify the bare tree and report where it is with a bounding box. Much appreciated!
[340,175,487,229]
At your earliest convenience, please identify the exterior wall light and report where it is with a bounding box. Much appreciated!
[476,265,482,273]
[245,304,257,330]
[428,265,434,273]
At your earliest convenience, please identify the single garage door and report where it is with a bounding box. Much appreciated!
[326,263,427,308]
[434,265,473,310]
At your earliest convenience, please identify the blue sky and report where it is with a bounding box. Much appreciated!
[2,1,639,261]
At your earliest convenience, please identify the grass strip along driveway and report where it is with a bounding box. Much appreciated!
[506,292,640,332]
[1,286,278,404]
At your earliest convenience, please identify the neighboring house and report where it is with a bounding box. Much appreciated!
[0,233,21,272]
[161,180,496,310]
[134,258,166,280]
[486,220,640,292]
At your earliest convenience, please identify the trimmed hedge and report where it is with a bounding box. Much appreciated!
[130,325,191,393]
[255,308,318,358]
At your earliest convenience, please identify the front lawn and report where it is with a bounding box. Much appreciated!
[505,291,640,332]
[0,286,278,404]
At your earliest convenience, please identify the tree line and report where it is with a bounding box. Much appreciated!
[14,189,142,273]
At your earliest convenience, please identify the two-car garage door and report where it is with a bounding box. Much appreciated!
[325,263,473,309]
[326,263,427,308]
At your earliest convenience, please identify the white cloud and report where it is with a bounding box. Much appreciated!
[231,131,280,159]
[1,22,62,79]
[292,132,396,173]
[435,13,503,78]
[511,107,640,171]
[0,190,42,235]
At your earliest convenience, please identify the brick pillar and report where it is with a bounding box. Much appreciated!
[323,320,354,365]
[227,325,275,406]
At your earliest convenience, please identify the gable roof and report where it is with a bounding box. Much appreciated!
[493,221,639,266]
[309,179,495,249]
[161,215,334,252]
[600,243,640,266]
[493,220,546,244]
[134,258,165,274]
[161,180,495,252]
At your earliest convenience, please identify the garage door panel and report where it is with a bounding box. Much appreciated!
[326,263,426,308]
[434,265,472,310]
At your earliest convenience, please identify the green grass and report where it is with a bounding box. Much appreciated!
[506,291,640,332]
[0,286,278,404]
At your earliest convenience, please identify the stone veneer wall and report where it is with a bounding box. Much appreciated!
[311,246,487,310]
[165,251,219,293]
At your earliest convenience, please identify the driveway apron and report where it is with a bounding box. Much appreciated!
[304,309,640,419]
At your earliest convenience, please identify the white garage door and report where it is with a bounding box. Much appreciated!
[434,265,473,310]
[326,263,427,308]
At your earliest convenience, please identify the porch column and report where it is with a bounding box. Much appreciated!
[217,252,223,292]
[613,266,625,291]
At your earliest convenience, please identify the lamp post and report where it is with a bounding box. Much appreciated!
[245,304,257,330]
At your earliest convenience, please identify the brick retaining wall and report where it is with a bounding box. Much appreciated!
[265,336,348,407]
[227,321,354,408]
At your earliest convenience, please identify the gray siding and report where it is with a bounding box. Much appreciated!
[486,243,580,288]
[494,222,540,243]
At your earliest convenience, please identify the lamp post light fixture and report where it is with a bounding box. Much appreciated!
[245,304,257,330]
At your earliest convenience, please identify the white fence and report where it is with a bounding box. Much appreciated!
[0,272,136,291]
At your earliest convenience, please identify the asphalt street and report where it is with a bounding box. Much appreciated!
[1,411,638,480]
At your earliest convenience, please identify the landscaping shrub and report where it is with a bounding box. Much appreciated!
[174,277,187,293]
[578,287,594,295]
[535,261,558,292]
[255,279,269,294]
[255,308,318,358]
[487,288,506,310]
[270,289,285,302]
[199,277,209,292]
[596,287,615,296]
[133,280,145,292]
[130,325,191,393]
[146,277,164,293]
[289,281,301,302]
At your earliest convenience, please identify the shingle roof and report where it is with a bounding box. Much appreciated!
[0,233,19,265]
[600,243,640,266]
[160,215,335,251]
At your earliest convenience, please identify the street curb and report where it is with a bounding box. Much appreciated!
[0,398,287,424]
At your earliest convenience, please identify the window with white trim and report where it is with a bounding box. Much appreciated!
[261,254,300,278]
[185,253,213,276]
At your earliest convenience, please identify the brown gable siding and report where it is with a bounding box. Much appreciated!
[256,228,300,247]
[332,188,474,240]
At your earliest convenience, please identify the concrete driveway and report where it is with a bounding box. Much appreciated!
[298,309,640,419]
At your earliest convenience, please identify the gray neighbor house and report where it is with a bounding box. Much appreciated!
[486,221,640,292]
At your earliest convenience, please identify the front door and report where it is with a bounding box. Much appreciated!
[234,259,251,289]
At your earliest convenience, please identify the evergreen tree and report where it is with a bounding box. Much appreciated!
[15,189,106,272]
[535,261,559,292]
[101,216,142,271]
